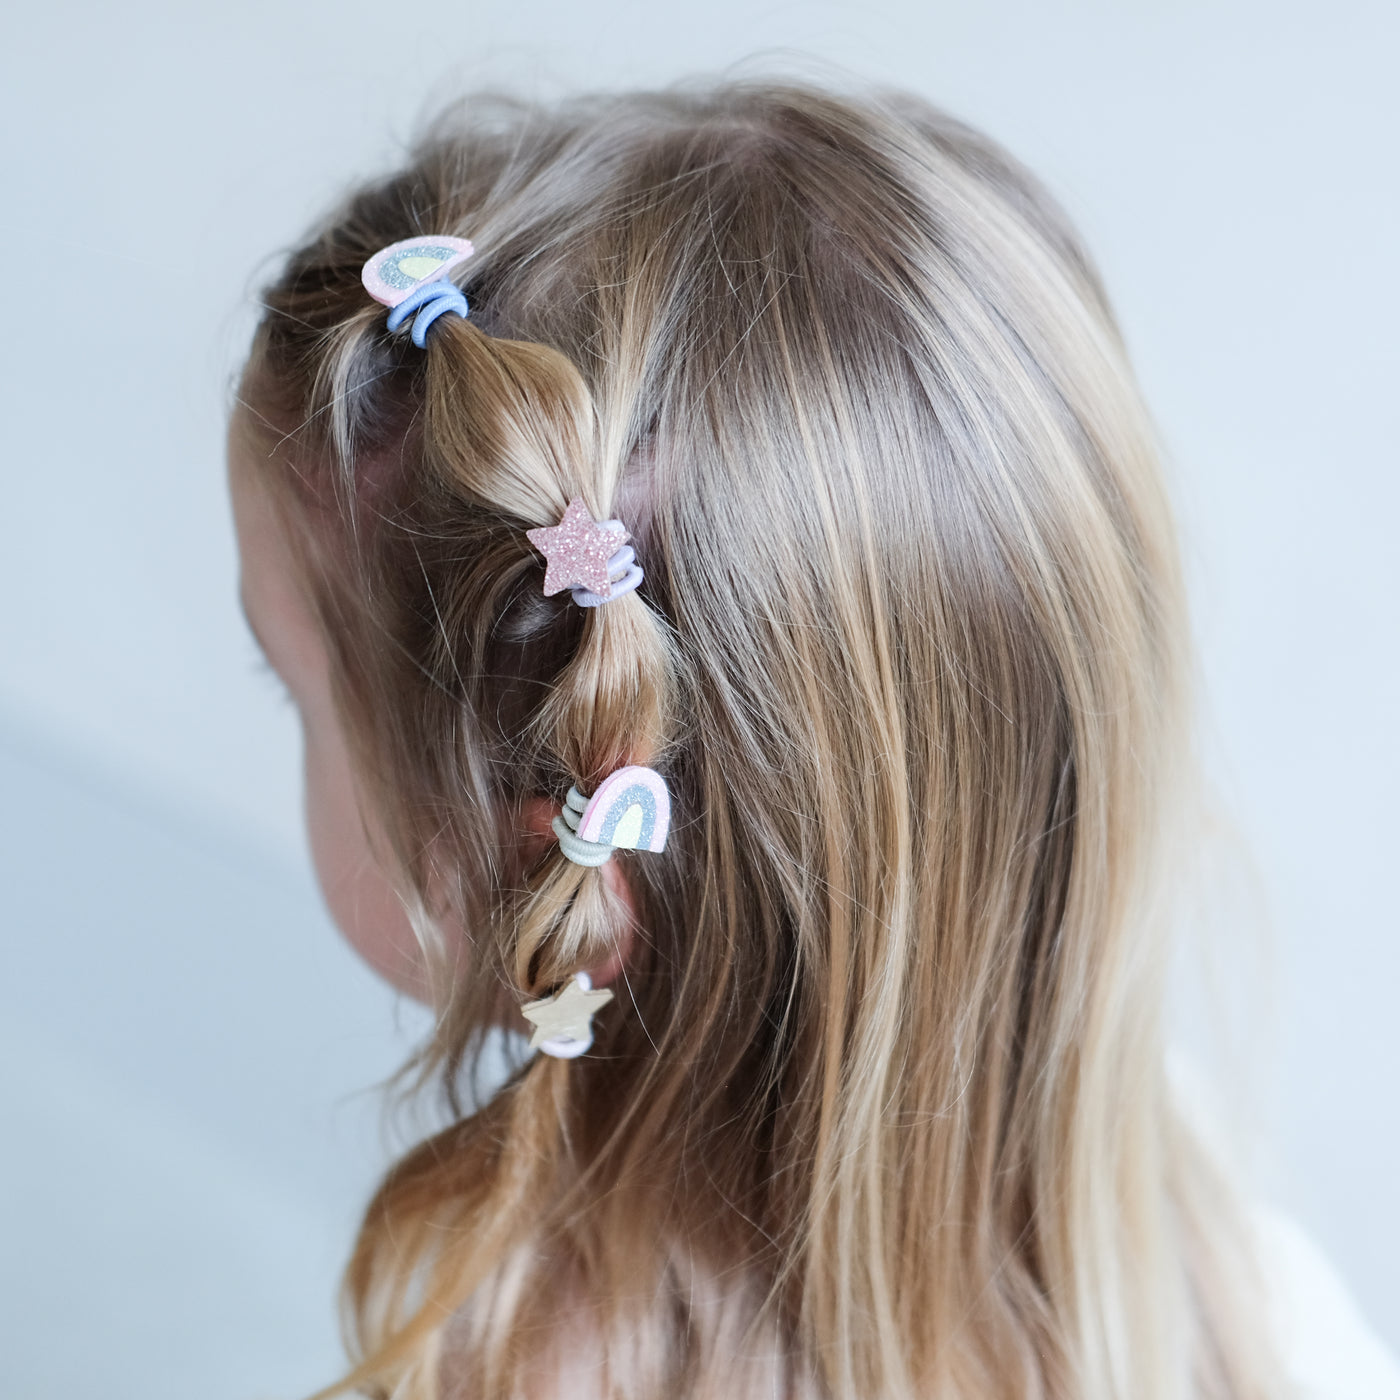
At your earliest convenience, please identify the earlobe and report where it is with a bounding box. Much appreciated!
[519,795,560,866]
[591,857,636,987]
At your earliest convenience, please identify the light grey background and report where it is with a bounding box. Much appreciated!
[1,0,1395,1393]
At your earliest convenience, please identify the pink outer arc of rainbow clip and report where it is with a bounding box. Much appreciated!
[361,235,476,309]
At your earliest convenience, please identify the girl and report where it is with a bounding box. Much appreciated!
[230,79,1351,1399]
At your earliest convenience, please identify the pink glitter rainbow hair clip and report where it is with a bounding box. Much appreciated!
[361,235,475,347]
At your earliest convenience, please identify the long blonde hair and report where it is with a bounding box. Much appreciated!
[240,79,1286,1400]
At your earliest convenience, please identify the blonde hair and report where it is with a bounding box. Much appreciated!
[240,80,1287,1400]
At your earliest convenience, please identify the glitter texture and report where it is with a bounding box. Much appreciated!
[526,497,629,598]
[577,766,671,852]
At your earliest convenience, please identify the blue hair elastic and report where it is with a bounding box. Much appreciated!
[384,277,469,347]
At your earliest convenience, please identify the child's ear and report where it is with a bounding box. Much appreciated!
[518,796,636,988]
[519,795,560,866]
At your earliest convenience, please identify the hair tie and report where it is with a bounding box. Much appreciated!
[553,786,611,867]
[572,543,643,607]
[386,277,469,346]
[552,767,672,868]
[526,497,645,606]
[361,235,475,346]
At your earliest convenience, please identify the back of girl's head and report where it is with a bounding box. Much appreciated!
[240,80,1279,1400]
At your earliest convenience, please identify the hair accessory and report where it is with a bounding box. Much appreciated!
[520,971,614,1059]
[360,235,475,347]
[572,544,643,608]
[526,497,644,605]
[552,766,671,868]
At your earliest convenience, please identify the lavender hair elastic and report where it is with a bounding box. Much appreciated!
[572,543,643,607]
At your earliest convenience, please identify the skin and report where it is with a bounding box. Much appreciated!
[227,419,630,1007]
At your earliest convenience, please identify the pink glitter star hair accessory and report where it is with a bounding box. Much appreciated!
[526,497,644,606]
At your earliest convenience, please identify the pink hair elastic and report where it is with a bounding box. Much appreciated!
[526,497,644,607]
[361,235,475,347]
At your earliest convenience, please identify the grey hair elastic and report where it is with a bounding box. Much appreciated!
[551,786,615,867]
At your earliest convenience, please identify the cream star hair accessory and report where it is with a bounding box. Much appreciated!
[520,971,614,1059]
[526,497,644,606]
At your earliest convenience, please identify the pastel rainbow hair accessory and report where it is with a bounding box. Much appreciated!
[552,766,672,868]
[360,235,475,347]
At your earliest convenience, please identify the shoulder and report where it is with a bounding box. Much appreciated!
[1249,1201,1400,1399]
